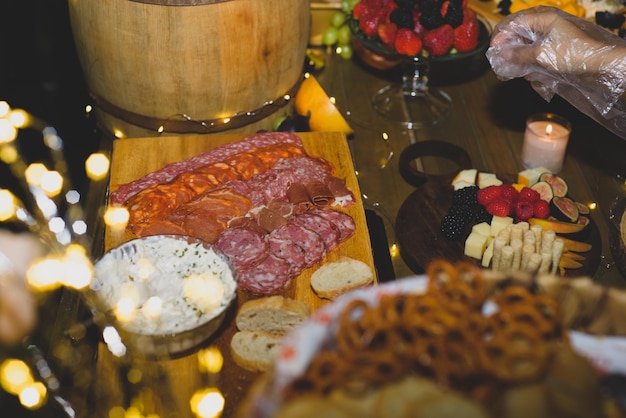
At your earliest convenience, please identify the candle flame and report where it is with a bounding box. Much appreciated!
[546,123,553,136]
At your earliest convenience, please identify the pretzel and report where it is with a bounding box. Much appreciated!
[477,323,548,383]
[292,350,347,395]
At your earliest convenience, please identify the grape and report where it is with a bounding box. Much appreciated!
[322,27,339,46]
[337,24,352,45]
[331,11,347,28]
[338,43,353,60]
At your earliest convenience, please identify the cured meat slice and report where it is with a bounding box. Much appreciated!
[126,182,196,234]
[254,143,306,165]
[293,211,341,252]
[271,222,326,268]
[305,181,334,207]
[110,132,304,205]
[257,207,288,232]
[311,208,356,242]
[237,254,292,295]
[174,162,241,194]
[215,227,269,270]
[134,220,188,237]
[223,152,268,179]
[267,234,307,277]
[180,212,226,244]
[286,183,311,211]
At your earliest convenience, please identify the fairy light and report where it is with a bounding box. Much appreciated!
[389,243,399,258]
[0,359,34,395]
[0,143,18,163]
[85,152,110,181]
[0,101,10,117]
[198,347,224,374]
[85,104,93,114]
[62,244,93,289]
[102,326,127,357]
[588,202,597,211]
[0,118,17,143]
[26,256,65,291]
[40,170,64,197]
[190,388,224,418]
[183,274,225,313]
[382,132,389,141]
[18,381,47,409]
[72,219,88,235]
[0,189,16,221]
[24,163,48,186]
[114,129,125,139]
[104,206,130,229]
[142,296,163,319]
[9,109,29,128]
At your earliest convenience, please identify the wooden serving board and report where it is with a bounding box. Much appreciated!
[395,173,601,277]
[98,132,374,417]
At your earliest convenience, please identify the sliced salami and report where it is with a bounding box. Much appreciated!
[237,254,292,295]
[311,208,356,242]
[110,132,304,205]
[293,211,341,252]
[215,227,269,270]
[267,234,307,277]
[271,222,326,268]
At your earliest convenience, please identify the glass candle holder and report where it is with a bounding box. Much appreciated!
[521,113,571,173]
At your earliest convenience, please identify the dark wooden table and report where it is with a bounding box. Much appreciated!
[49,13,626,418]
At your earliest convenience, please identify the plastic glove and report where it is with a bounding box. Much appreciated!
[487,6,626,138]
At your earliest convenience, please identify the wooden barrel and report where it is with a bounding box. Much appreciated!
[68,0,311,138]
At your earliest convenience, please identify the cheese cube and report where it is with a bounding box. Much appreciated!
[452,169,477,188]
[453,180,475,190]
[517,167,551,187]
[490,216,514,237]
[477,172,503,188]
[464,231,489,260]
[482,238,495,267]
[472,222,491,237]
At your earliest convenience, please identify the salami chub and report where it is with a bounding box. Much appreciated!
[111,132,357,295]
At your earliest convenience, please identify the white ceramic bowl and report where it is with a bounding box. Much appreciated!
[90,234,237,358]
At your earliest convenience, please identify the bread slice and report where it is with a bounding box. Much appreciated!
[236,295,310,334]
[230,330,284,372]
[310,256,374,300]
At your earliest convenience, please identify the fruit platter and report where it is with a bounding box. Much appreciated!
[396,166,601,277]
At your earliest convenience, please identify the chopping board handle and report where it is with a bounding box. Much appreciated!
[399,140,472,187]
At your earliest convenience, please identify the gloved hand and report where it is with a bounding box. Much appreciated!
[487,6,626,138]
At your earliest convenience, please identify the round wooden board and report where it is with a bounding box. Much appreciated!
[395,173,601,277]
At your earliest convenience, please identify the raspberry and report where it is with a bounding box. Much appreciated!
[377,22,398,46]
[486,198,512,217]
[519,187,540,202]
[477,185,502,206]
[499,184,519,202]
[515,199,535,221]
[533,199,551,219]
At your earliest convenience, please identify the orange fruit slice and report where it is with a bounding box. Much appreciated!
[294,74,353,134]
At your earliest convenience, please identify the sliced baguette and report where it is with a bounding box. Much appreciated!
[230,330,284,372]
[310,256,374,300]
[236,295,310,334]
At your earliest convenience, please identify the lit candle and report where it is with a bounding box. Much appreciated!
[521,113,571,173]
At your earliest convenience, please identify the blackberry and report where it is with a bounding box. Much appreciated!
[390,8,415,29]
[497,0,511,15]
[394,0,418,8]
[441,211,467,240]
[452,185,478,207]
[419,5,445,30]
[443,1,464,28]
[474,205,493,224]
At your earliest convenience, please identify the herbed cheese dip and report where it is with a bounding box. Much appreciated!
[92,235,237,335]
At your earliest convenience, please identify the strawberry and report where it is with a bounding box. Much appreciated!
[515,199,535,221]
[394,28,423,56]
[533,199,551,219]
[359,15,382,37]
[476,185,502,206]
[422,24,454,56]
[453,15,479,53]
[440,0,450,17]
[518,187,540,202]
[499,184,519,202]
[377,22,398,47]
[486,198,512,217]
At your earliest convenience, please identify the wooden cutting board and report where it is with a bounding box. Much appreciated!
[395,173,601,277]
[98,132,374,417]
